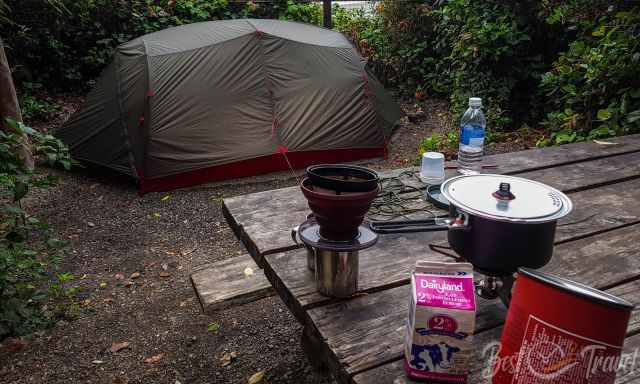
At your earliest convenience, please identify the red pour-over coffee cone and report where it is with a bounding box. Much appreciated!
[300,177,379,241]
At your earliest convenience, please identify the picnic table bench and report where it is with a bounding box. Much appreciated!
[222,134,640,383]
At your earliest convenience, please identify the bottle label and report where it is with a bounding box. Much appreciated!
[460,124,484,147]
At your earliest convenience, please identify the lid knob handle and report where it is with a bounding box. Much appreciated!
[493,182,516,201]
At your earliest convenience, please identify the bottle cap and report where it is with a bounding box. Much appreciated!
[469,97,482,107]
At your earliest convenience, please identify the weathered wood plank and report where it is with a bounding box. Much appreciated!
[353,331,640,383]
[190,254,273,314]
[609,279,640,334]
[264,176,640,321]
[223,135,640,260]
[305,292,506,384]
[304,223,640,381]
[351,327,503,384]
[221,168,427,263]
[352,276,640,384]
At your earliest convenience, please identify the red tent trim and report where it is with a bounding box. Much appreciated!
[138,147,385,194]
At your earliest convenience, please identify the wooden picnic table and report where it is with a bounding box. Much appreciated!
[223,134,640,384]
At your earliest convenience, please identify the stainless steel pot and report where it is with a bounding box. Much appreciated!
[371,174,573,276]
[313,247,359,298]
[291,217,378,298]
[291,228,359,297]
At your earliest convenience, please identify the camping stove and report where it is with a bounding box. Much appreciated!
[473,270,516,307]
[428,244,517,307]
[292,216,378,298]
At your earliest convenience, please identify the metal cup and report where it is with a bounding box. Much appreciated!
[314,248,358,298]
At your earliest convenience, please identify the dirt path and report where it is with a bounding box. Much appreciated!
[0,98,530,383]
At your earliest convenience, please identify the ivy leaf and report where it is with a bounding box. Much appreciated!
[596,109,611,121]
[207,322,220,334]
[592,25,606,37]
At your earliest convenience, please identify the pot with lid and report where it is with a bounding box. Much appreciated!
[370,174,573,276]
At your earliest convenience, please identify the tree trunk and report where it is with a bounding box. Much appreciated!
[323,0,332,29]
[0,37,33,169]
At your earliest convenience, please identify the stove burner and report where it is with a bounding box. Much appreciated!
[428,243,515,306]
[297,218,378,251]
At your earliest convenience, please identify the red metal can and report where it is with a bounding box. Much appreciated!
[493,268,634,383]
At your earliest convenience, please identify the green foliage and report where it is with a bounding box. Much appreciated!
[539,7,640,145]
[337,0,545,130]
[1,0,323,91]
[418,131,459,157]
[280,0,321,25]
[334,0,639,149]
[0,118,75,338]
[18,83,61,123]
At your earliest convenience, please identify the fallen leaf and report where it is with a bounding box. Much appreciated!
[219,351,237,367]
[99,282,108,289]
[80,274,88,279]
[114,273,125,280]
[161,194,171,201]
[243,267,254,277]
[82,299,92,306]
[130,272,141,279]
[87,222,95,227]
[144,353,164,364]
[593,139,618,145]
[110,341,130,353]
[179,301,188,307]
[153,213,161,218]
[207,322,220,334]
[2,337,27,353]
[92,360,104,364]
[103,298,114,303]
[159,272,170,278]
[248,370,265,384]
[161,263,168,271]
[125,281,134,287]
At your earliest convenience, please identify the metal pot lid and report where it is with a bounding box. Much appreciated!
[441,174,573,223]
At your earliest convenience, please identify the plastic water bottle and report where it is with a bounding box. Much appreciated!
[457,97,486,174]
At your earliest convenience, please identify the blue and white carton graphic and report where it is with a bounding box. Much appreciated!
[404,261,477,383]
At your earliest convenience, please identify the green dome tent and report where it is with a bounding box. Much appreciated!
[56,19,402,193]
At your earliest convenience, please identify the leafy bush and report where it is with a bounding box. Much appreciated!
[335,0,639,148]
[346,0,569,131]
[418,132,459,158]
[280,0,321,25]
[0,119,76,338]
[538,6,640,145]
[18,83,61,123]
[1,0,321,91]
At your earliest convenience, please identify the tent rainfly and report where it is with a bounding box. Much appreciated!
[56,19,402,193]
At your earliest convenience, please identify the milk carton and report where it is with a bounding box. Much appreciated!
[404,261,476,383]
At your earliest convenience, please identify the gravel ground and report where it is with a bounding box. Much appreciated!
[0,97,465,384]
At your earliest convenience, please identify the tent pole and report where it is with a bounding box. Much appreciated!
[323,0,332,29]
